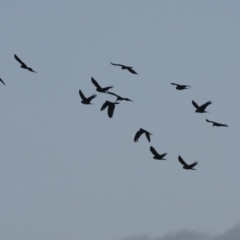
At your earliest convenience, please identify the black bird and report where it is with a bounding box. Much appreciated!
[79,90,97,105]
[150,146,167,160]
[134,128,152,142]
[178,156,198,170]
[91,77,113,93]
[192,100,212,113]
[14,54,36,73]
[110,62,137,75]
[206,119,228,127]
[107,91,133,102]
[100,101,119,118]
[0,78,5,86]
[171,83,191,90]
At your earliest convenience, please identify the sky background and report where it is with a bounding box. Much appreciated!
[1,1,240,240]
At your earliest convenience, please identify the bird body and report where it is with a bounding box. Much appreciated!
[79,90,97,104]
[14,54,36,73]
[134,128,152,142]
[150,146,167,160]
[91,77,113,93]
[178,156,198,170]
[192,100,212,113]
[100,101,119,118]
[107,91,133,102]
[111,62,137,75]
[206,119,228,127]
[171,83,191,90]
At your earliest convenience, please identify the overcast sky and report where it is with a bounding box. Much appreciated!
[0,1,240,240]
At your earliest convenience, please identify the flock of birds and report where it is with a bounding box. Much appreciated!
[1,54,229,171]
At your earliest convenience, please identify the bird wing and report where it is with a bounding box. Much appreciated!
[134,130,143,142]
[171,83,178,86]
[178,156,188,166]
[14,54,26,66]
[110,62,123,67]
[127,68,137,74]
[192,100,199,109]
[0,78,5,85]
[87,94,97,102]
[91,77,101,88]
[200,101,212,110]
[160,153,167,158]
[79,90,86,100]
[150,146,159,156]
[145,132,151,142]
[100,101,109,111]
[206,119,214,124]
[108,103,116,118]
[189,161,198,168]
[107,91,119,97]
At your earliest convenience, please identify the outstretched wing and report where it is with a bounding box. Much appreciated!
[171,83,178,86]
[178,156,188,167]
[14,54,26,66]
[206,119,213,124]
[192,100,199,109]
[160,153,167,158]
[107,91,120,98]
[200,101,212,111]
[108,103,116,118]
[111,62,124,67]
[127,68,137,74]
[91,77,101,88]
[87,94,97,102]
[150,146,159,156]
[0,78,5,85]
[134,130,143,142]
[100,101,109,111]
[189,161,198,168]
[79,90,86,100]
[145,132,151,142]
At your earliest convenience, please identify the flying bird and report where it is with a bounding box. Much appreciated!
[206,119,228,127]
[0,78,5,85]
[79,90,97,105]
[14,54,36,73]
[192,100,212,113]
[171,83,191,90]
[107,91,133,102]
[150,146,167,160]
[100,101,119,118]
[134,128,152,142]
[110,62,138,75]
[91,77,113,93]
[178,156,198,170]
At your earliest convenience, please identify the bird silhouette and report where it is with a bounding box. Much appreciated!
[192,100,212,113]
[0,78,5,85]
[171,83,191,90]
[178,156,198,170]
[100,101,119,118]
[110,62,137,75]
[150,146,167,160]
[107,91,133,102]
[206,119,228,127]
[91,77,113,93]
[14,54,36,73]
[134,128,152,142]
[79,90,97,105]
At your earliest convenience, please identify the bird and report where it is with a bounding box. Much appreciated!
[110,62,138,75]
[100,101,119,118]
[192,100,212,113]
[107,91,133,102]
[14,54,36,73]
[206,119,228,127]
[178,156,198,170]
[150,146,167,160]
[171,83,191,90]
[0,78,5,85]
[79,90,97,105]
[91,77,113,93]
[134,128,152,142]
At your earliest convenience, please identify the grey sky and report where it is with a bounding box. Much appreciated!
[0,1,240,240]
